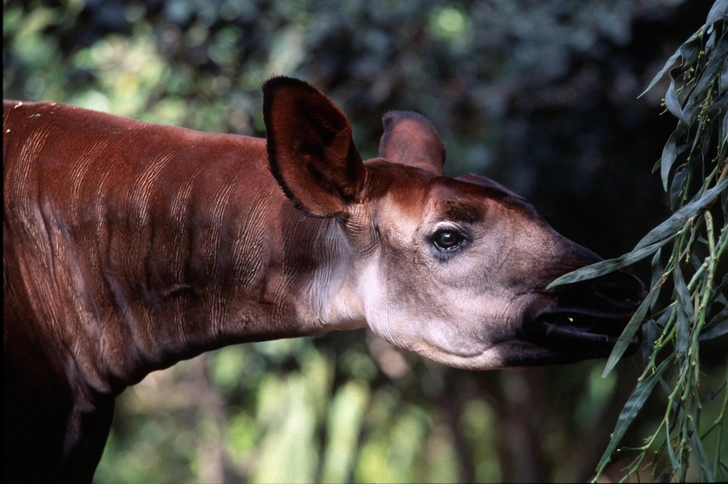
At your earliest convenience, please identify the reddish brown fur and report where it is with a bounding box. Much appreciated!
[4,99,341,481]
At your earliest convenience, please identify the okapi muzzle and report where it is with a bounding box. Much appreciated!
[3,77,646,482]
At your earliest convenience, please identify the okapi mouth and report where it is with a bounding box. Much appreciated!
[523,271,647,361]
[526,309,640,359]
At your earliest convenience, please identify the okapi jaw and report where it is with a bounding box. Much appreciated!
[266,77,647,370]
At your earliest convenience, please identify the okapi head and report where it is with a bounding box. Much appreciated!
[263,77,647,369]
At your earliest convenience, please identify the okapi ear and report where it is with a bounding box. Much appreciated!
[263,77,366,218]
[378,111,446,176]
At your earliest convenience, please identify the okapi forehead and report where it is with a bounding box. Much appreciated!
[424,175,538,223]
[362,161,536,225]
[362,160,432,208]
[453,174,529,205]
[434,199,484,224]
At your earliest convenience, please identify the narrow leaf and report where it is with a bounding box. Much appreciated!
[675,306,690,355]
[665,423,679,474]
[603,286,661,377]
[706,0,728,27]
[650,247,664,288]
[633,177,728,251]
[708,273,728,306]
[670,167,687,210]
[656,305,675,331]
[674,264,694,316]
[703,85,728,117]
[661,131,681,191]
[595,354,676,476]
[687,432,716,482]
[548,239,671,288]
[640,49,683,98]
[685,35,728,123]
[674,263,694,355]
[665,81,689,124]
[722,109,728,157]
[641,319,658,368]
[699,319,728,341]
[649,248,665,310]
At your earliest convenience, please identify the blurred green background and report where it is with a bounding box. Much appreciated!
[3,0,726,482]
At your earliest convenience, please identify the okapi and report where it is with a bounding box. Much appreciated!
[3,77,646,482]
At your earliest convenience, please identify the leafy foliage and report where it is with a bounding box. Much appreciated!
[551,1,728,480]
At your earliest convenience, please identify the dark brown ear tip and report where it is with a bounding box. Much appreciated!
[262,76,320,96]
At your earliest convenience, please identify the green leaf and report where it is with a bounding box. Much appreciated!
[674,266,695,315]
[687,431,716,482]
[661,130,681,191]
[548,239,672,288]
[674,264,694,355]
[595,354,676,478]
[640,49,683,98]
[665,81,689,124]
[688,115,710,161]
[665,423,679,476]
[699,299,728,341]
[675,307,690,356]
[721,110,728,158]
[690,32,728,103]
[669,167,689,210]
[699,318,728,341]
[632,176,728,250]
[703,85,728,117]
[656,305,675,331]
[649,248,665,309]
[602,285,661,377]
[708,273,728,306]
[641,319,658,368]
[644,309,673,368]
[706,0,728,27]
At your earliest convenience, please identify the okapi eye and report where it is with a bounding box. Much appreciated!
[432,229,464,251]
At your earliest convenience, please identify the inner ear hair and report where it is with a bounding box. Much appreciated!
[263,77,366,217]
